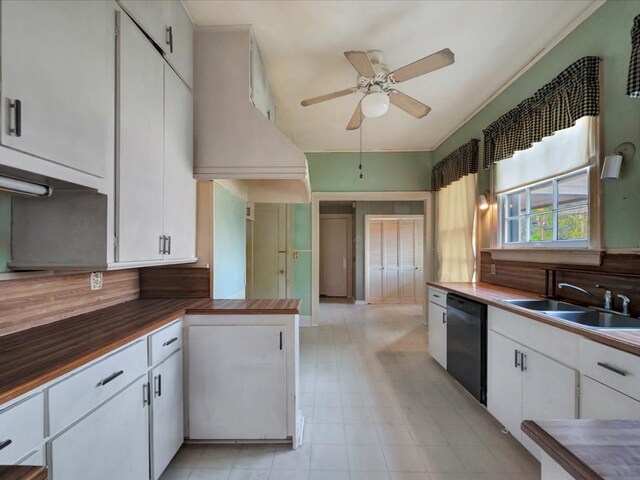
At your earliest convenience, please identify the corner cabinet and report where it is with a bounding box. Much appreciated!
[0,0,114,187]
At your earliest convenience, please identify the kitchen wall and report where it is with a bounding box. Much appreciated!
[213,183,246,298]
[0,193,9,273]
[433,0,640,249]
[292,203,312,316]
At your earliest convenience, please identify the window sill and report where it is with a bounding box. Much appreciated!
[483,248,604,266]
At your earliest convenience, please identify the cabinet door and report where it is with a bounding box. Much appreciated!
[165,1,193,88]
[487,330,523,440]
[580,375,640,420]
[50,377,149,480]
[521,349,578,458]
[118,0,170,52]
[189,325,287,440]
[1,0,114,178]
[428,302,447,368]
[163,66,196,261]
[151,351,183,480]
[116,11,165,263]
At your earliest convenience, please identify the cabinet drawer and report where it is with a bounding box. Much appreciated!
[428,288,447,308]
[49,340,147,434]
[149,319,183,365]
[0,393,44,464]
[580,339,640,401]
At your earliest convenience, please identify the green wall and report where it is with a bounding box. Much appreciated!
[307,151,432,192]
[292,203,311,315]
[433,0,640,249]
[213,184,246,298]
[0,193,10,273]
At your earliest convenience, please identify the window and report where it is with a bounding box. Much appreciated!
[500,168,589,247]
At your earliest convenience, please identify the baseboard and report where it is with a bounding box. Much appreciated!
[355,300,367,305]
[299,315,312,327]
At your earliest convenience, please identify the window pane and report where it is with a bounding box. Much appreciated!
[506,191,526,217]
[506,218,526,243]
[558,171,588,209]
[530,182,553,213]
[530,213,553,242]
[558,206,588,240]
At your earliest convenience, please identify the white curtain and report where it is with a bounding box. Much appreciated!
[436,173,477,282]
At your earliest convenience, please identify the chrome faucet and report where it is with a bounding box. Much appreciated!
[595,285,614,310]
[557,283,596,298]
[617,293,631,316]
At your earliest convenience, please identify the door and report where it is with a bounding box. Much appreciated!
[580,376,640,419]
[382,220,400,303]
[1,0,114,178]
[189,325,287,440]
[151,351,183,480]
[50,377,149,480]
[118,0,171,53]
[163,65,196,261]
[166,0,193,87]
[367,220,384,303]
[320,215,351,297]
[428,302,447,368]
[116,11,165,263]
[253,204,288,299]
[487,330,523,440]
[399,219,424,303]
[521,349,578,458]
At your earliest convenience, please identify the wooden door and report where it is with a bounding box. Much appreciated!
[487,330,523,441]
[580,376,640,419]
[50,377,149,480]
[428,302,447,368]
[382,220,400,303]
[1,0,114,178]
[163,65,196,261]
[367,220,384,303]
[188,325,287,440]
[521,349,578,458]
[399,219,424,303]
[253,204,287,299]
[151,351,183,480]
[320,216,351,297]
[116,11,165,263]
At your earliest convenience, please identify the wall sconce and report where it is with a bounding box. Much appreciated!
[601,142,635,180]
[478,191,490,210]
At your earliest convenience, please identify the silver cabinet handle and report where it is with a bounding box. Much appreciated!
[143,382,151,406]
[433,294,440,298]
[521,353,527,372]
[514,349,520,368]
[154,374,162,397]
[98,370,124,387]
[597,362,627,377]
[9,99,21,137]
[442,312,446,324]
[163,337,178,347]
[159,235,165,255]
[166,26,173,54]
[0,439,12,451]
[167,235,171,255]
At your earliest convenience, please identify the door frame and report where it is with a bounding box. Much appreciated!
[364,214,424,304]
[311,191,433,326]
[319,214,353,298]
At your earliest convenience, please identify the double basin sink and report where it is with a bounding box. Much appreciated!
[502,299,640,330]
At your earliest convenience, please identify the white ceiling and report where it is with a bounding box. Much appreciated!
[184,0,600,152]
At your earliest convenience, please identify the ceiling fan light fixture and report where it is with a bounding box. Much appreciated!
[361,88,389,118]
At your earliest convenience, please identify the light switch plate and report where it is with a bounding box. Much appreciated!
[90,271,103,290]
[490,264,496,275]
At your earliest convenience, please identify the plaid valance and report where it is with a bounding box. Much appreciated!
[483,56,600,169]
[627,14,640,97]
[431,139,479,191]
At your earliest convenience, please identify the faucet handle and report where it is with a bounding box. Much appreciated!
[617,294,631,315]
[595,285,613,310]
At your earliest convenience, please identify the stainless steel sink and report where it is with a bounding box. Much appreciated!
[501,299,589,312]
[545,310,640,329]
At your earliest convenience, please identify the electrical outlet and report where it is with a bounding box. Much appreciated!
[90,272,103,290]
[490,264,496,275]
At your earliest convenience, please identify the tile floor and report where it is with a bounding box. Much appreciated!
[161,302,540,480]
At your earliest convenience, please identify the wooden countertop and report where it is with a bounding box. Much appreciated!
[428,281,640,356]
[0,466,47,480]
[522,420,640,479]
[0,297,301,405]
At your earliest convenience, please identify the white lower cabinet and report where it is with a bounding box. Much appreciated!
[150,350,184,480]
[487,330,578,458]
[428,301,447,368]
[580,375,640,419]
[49,376,150,480]
[0,393,44,465]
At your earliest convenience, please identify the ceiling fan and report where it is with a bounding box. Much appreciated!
[300,48,454,130]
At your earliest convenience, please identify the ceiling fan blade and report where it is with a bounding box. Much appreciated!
[389,90,431,118]
[346,101,364,130]
[344,51,376,77]
[389,48,454,83]
[301,88,357,107]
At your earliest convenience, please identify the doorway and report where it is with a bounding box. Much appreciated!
[320,214,353,298]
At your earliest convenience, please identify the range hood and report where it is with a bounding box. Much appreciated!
[193,25,310,203]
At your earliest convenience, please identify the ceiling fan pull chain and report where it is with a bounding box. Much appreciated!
[359,123,364,179]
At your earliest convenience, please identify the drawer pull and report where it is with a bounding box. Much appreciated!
[163,337,178,347]
[597,362,628,377]
[0,439,12,451]
[433,294,440,298]
[98,370,124,387]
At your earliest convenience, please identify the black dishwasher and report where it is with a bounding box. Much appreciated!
[446,294,487,404]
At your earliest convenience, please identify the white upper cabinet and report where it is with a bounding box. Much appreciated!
[118,0,193,88]
[0,0,114,183]
[117,11,165,264]
[163,65,196,261]
[250,37,276,122]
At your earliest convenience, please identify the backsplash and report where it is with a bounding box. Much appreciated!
[480,251,640,317]
[0,269,139,336]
